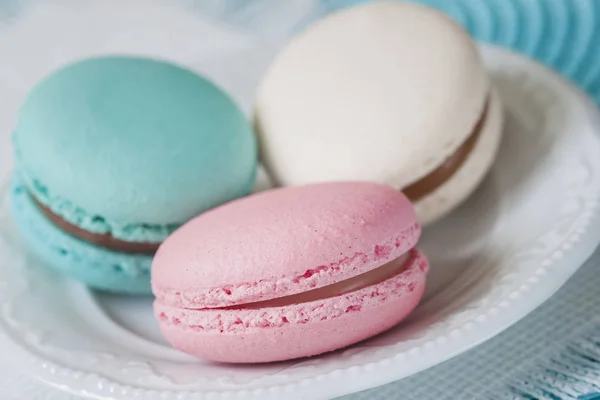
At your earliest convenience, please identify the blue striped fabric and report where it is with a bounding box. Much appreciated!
[489,322,600,400]
[579,394,600,400]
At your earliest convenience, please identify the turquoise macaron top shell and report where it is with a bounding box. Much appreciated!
[12,56,257,243]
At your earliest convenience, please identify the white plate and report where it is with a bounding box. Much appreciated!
[2,6,600,400]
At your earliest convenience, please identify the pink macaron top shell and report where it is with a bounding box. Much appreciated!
[152,182,420,309]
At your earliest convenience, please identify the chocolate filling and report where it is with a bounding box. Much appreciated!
[230,252,411,309]
[403,98,489,201]
[32,195,159,254]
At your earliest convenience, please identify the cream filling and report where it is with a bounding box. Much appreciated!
[232,252,411,310]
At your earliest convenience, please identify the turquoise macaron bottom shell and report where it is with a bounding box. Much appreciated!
[10,176,152,294]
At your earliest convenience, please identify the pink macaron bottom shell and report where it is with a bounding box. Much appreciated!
[154,249,428,363]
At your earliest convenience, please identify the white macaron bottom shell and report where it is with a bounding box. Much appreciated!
[414,88,504,226]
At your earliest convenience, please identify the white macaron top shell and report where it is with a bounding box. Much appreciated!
[255,1,490,189]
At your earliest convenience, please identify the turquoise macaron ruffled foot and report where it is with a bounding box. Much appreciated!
[11,56,257,294]
[10,177,153,294]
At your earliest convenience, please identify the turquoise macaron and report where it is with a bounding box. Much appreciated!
[11,56,257,294]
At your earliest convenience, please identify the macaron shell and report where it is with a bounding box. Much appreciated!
[154,249,428,363]
[254,1,489,190]
[152,182,420,309]
[10,177,152,294]
[415,88,504,226]
[14,56,257,227]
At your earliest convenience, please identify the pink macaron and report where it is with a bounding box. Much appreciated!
[152,182,429,363]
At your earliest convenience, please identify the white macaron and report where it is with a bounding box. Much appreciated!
[254,1,504,225]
